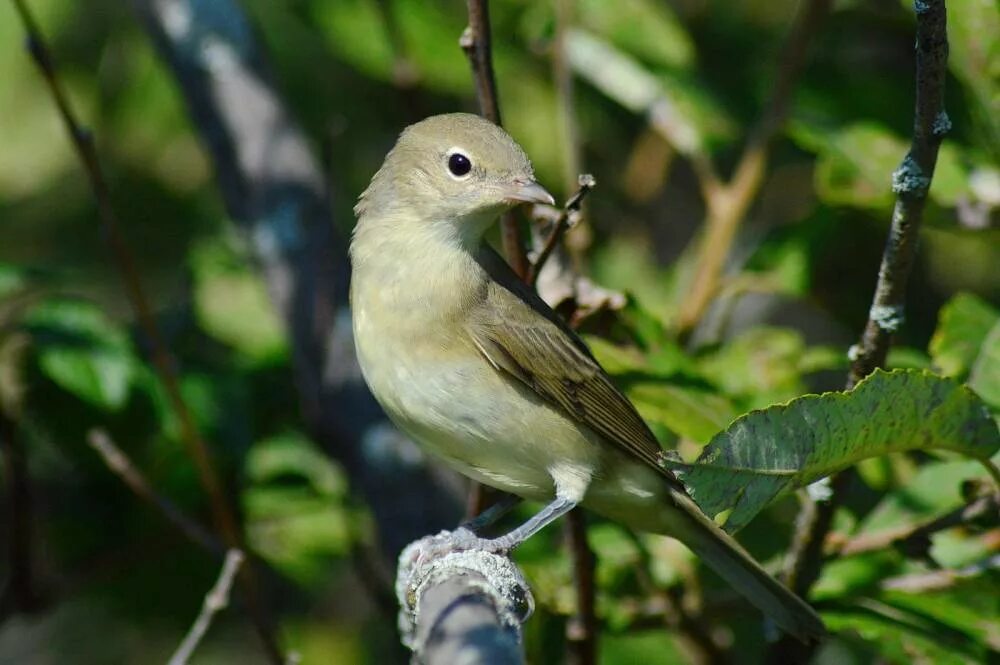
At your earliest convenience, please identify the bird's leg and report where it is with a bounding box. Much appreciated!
[460,493,523,534]
[481,496,577,552]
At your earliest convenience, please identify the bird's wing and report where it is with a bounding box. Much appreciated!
[468,248,678,483]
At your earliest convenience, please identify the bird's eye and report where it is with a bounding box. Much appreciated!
[447,152,472,178]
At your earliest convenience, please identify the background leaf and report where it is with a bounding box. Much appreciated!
[666,369,1000,532]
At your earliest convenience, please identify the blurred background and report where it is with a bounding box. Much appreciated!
[0,0,997,663]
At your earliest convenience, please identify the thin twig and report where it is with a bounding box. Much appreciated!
[87,429,224,555]
[0,411,43,621]
[674,0,832,336]
[528,175,596,286]
[879,554,1000,593]
[461,0,529,279]
[168,549,245,665]
[771,2,950,660]
[564,510,597,665]
[11,5,282,660]
[835,491,998,558]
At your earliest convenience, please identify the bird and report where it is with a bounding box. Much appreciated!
[349,112,824,642]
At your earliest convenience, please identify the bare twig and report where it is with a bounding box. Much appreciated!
[835,492,998,558]
[565,510,597,665]
[771,2,951,659]
[87,429,223,555]
[528,175,596,286]
[674,0,833,336]
[11,4,281,659]
[880,554,1000,593]
[461,0,529,279]
[168,549,245,665]
[0,411,43,621]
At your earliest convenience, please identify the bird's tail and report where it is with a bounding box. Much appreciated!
[665,488,826,643]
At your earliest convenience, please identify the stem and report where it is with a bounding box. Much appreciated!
[461,0,529,279]
[168,549,245,665]
[674,0,832,336]
[564,509,597,665]
[528,175,596,286]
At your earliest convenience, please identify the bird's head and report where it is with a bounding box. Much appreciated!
[355,113,553,242]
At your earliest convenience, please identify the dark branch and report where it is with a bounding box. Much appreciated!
[461,0,529,279]
[87,429,224,556]
[564,510,597,665]
[0,411,44,621]
[11,4,283,659]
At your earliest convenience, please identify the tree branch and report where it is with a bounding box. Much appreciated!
[564,510,597,665]
[461,0,529,279]
[770,2,950,659]
[835,491,998,559]
[0,411,44,621]
[397,533,533,664]
[168,548,245,665]
[87,429,224,556]
[674,0,833,336]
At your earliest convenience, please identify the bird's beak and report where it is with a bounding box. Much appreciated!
[506,179,555,206]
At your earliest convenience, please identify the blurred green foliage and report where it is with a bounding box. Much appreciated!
[1,0,998,663]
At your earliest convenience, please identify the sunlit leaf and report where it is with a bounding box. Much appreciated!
[665,369,1000,532]
[23,299,137,411]
[929,292,1000,409]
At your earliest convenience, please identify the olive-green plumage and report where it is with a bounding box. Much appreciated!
[350,113,824,642]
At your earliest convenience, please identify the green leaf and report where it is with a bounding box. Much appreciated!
[946,0,1000,159]
[566,30,733,155]
[243,433,352,583]
[664,369,1000,532]
[191,238,287,362]
[929,292,1000,409]
[576,0,694,70]
[930,294,999,378]
[24,299,136,411]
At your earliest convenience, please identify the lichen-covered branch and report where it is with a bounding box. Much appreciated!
[771,1,951,659]
[397,533,533,664]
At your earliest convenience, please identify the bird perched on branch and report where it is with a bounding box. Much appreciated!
[350,113,824,642]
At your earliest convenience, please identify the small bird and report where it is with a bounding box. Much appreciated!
[350,113,824,641]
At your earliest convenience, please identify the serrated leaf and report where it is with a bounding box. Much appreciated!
[23,299,136,411]
[664,369,1000,533]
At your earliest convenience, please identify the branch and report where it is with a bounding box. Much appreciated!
[11,5,283,659]
[168,548,245,665]
[836,491,998,559]
[674,0,833,336]
[0,411,44,621]
[880,554,1000,593]
[397,533,533,664]
[130,0,463,562]
[564,510,597,665]
[87,429,223,555]
[771,2,950,659]
[461,0,529,279]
